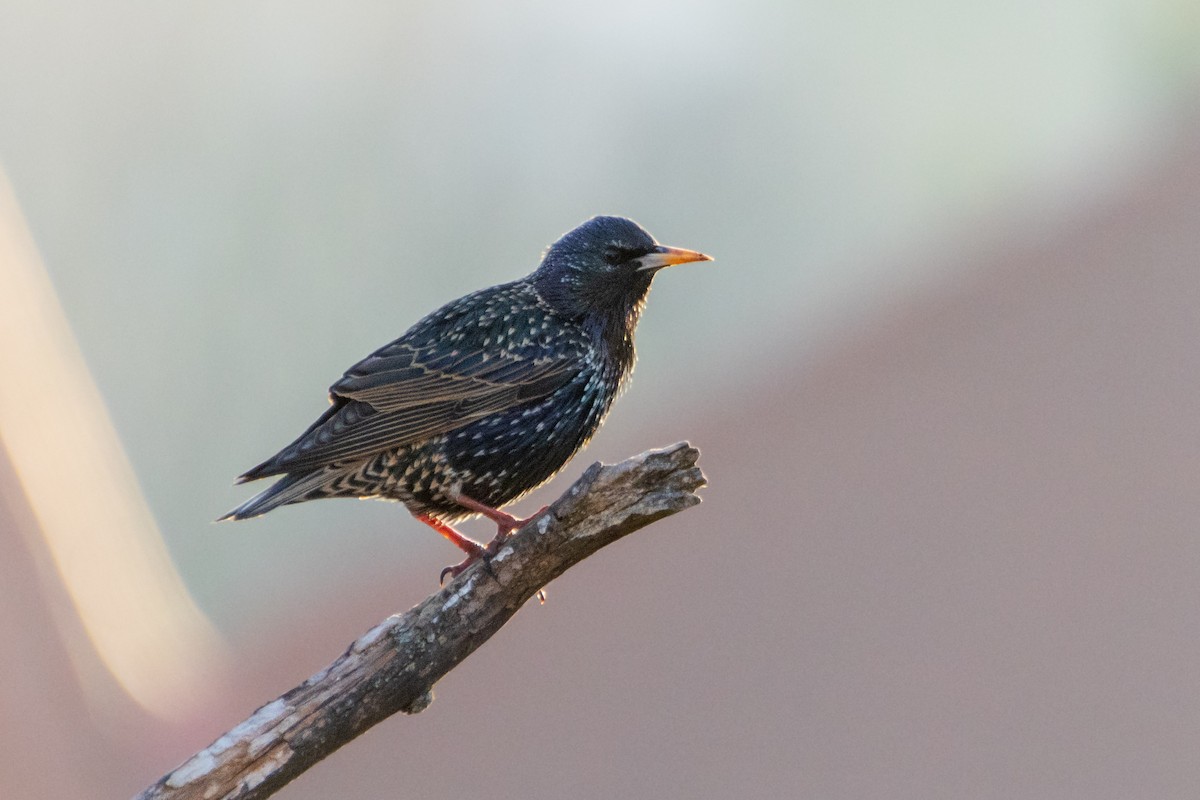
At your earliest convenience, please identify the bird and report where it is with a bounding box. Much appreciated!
[220,215,712,581]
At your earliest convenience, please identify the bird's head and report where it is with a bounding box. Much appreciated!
[532,216,712,322]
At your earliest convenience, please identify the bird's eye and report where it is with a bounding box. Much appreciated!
[603,245,635,265]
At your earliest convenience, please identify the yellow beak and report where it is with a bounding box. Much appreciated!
[636,245,714,271]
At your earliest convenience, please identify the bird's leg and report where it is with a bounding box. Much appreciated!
[416,514,488,584]
[449,492,550,550]
[445,494,551,603]
[422,501,550,601]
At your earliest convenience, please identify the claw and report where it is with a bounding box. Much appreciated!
[440,557,474,585]
[419,503,552,597]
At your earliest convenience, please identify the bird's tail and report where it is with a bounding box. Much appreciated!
[217,467,343,521]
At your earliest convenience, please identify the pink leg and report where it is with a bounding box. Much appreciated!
[449,495,550,603]
[450,492,550,544]
[415,514,488,584]
[420,503,550,601]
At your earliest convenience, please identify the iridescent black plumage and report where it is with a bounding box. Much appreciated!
[221,216,711,565]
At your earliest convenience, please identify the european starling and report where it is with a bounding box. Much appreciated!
[221,215,712,580]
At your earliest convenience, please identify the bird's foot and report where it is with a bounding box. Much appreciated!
[439,549,485,585]
[420,506,549,602]
[479,514,549,603]
[437,538,545,602]
[417,514,489,585]
[477,504,550,603]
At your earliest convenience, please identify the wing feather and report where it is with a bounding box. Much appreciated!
[240,340,579,480]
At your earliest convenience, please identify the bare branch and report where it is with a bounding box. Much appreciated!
[135,442,705,800]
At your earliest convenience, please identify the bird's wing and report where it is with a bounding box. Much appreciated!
[239,341,577,479]
[330,341,571,412]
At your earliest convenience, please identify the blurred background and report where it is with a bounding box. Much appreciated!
[2,1,1200,798]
